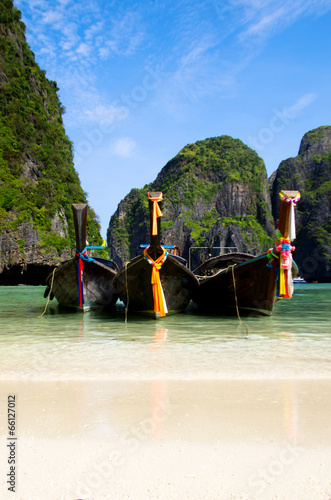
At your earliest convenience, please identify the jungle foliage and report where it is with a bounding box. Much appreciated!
[0,0,103,256]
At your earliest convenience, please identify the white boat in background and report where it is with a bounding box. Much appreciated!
[293,276,307,283]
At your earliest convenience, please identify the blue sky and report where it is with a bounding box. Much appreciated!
[15,0,331,237]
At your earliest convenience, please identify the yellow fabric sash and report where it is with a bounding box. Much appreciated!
[279,255,293,299]
[144,247,168,317]
[148,192,163,235]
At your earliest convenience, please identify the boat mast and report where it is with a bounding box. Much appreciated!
[72,203,88,252]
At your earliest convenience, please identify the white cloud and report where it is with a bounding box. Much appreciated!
[84,105,129,126]
[110,138,136,158]
[40,9,63,25]
[282,93,317,118]
[241,6,286,38]
[60,24,80,52]
[98,46,110,59]
[238,0,331,44]
[105,11,145,56]
[76,42,93,58]
[84,21,104,42]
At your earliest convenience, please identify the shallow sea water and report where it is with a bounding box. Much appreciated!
[0,284,330,380]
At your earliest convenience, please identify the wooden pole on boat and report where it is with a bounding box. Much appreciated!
[278,190,300,240]
[72,204,88,252]
[148,192,163,250]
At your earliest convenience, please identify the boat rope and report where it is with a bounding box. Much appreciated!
[195,266,229,278]
[144,246,168,317]
[148,192,163,236]
[124,261,130,324]
[229,264,248,336]
[39,267,56,318]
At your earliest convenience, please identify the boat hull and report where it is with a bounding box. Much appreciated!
[46,257,118,311]
[113,254,199,318]
[193,253,278,316]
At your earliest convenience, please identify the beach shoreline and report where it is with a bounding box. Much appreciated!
[1,378,330,499]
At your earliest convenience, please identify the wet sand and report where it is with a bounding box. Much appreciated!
[0,379,331,499]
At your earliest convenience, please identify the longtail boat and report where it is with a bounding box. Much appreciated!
[44,204,119,311]
[113,192,199,318]
[192,190,301,316]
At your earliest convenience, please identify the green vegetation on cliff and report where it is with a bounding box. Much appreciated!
[0,0,103,259]
[108,136,275,266]
[153,136,266,206]
[271,126,331,280]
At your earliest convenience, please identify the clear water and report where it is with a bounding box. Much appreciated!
[0,284,330,380]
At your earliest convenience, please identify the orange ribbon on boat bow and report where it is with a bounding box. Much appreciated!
[148,192,163,236]
[144,246,168,317]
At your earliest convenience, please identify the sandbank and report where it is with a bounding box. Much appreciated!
[0,379,331,499]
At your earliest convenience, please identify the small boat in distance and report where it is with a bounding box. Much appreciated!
[293,276,307,283]
[192,190,301,316]
[44,204,119,311]
[113,192,199,318]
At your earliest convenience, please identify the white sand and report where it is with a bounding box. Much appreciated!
[0,379,331,499]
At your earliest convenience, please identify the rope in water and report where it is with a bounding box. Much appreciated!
[228,264,248,336]
[124,261,129,324]
[38,267,56,318]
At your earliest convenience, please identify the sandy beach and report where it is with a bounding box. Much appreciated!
[1,378,331,499]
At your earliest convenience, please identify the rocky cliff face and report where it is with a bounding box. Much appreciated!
[0,206,71,284]
[0,1,103,284]
[271,126,331,281]
[108,136,275,269]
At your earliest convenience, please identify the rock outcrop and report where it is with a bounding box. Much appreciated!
[0,0,103,284]
[271,126,331,281]
[108,136,275,269]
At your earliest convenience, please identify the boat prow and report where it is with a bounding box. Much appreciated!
[113,192,199,318]
[44,204,119,311]
[192,190,301,316]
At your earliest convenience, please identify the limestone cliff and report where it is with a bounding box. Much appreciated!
[271,126,331,282]
[107,136,275,269]
[0,0,103,284]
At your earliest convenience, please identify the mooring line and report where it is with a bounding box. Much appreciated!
[229,264,248,336]
[38,267,56,318]
[124,261,129,324]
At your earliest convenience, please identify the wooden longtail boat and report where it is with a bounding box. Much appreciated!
[192,190,301,316]
[113,192,199,318]
[44,204,119,311]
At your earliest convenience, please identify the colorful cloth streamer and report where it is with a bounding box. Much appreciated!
[278,239,295,298]
[144,246,168,317]
[279,192,301,204]
[270,238,296,299]
[279,192,301,240]
[76,241,107,307]
[270,192,301,299]
[148,193,163,236]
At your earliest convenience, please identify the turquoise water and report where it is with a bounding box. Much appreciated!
[0,284,330,380]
